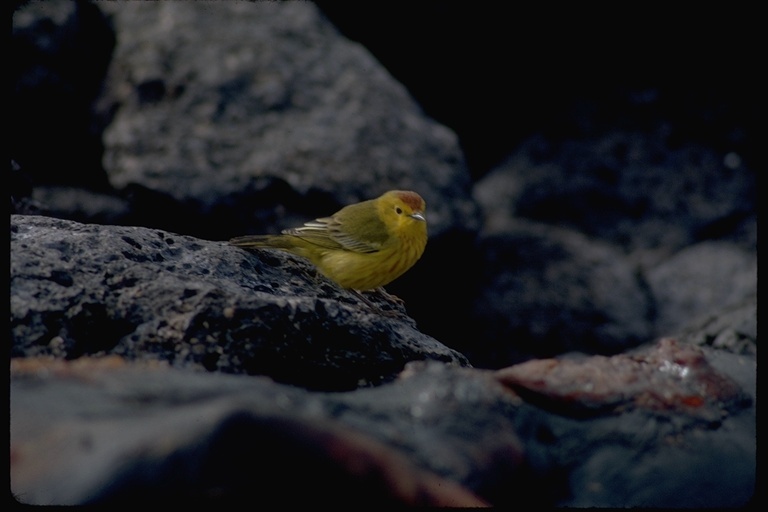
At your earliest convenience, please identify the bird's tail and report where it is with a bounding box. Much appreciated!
[229,234,296,250]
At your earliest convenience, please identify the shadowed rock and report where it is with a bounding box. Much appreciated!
[11,337,754,507]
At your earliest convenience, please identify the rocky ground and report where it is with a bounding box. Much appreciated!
[11,1,757,507]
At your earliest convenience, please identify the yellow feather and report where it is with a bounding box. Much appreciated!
[230,190,427,290]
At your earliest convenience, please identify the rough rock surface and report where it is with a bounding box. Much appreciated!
[11,214,467,391]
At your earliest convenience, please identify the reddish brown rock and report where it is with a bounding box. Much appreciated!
[496,338,751,423]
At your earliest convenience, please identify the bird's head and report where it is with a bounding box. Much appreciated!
[379,190,427,234]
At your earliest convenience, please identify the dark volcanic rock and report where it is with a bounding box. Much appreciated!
[465,219,653,367]
[474,132,756,255]
[10,337,754,507]
[495,338,755,507]
[11,0,115,189]
[10,357,492,507]
[14,1,755,370]
[10,214,468,390]
[17,0,481,354]
[677,297,757,357]
[644,241,757,336]
[96,1,478,242]
[470,131,755,365]
[315,4,759,180]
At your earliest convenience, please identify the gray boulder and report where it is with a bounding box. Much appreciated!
[97,1,478,241]
[466,219,653,366]
[11,214,468,390]
[644,241,757,336]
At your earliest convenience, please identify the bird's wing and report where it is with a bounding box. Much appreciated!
[286,215,383,253]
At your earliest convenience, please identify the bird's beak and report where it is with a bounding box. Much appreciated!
[409,212,426,222]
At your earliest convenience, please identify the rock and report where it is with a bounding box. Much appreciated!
[11,337,755,507]
[474,132,756,255]
[644,241,757,336]
[10,3,757,507]
[465,219,653,367]
[676,296,756,356]
[27,185,132,226]
[471,132,755,365]
[9,356,492,507]
[315,4,759,179]
[13,1,755,369]
[12,2,482,350]
[11,0,114,188]
[494,338,755,508]
[496,338,751,421]
[10,215,468,390]
[96,1,478,242]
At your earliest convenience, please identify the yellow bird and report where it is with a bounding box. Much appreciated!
[230,190,428,291]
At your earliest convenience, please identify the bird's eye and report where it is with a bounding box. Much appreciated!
[395,206,403,215]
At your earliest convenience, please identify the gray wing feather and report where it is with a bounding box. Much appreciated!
[286,217,381,253]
